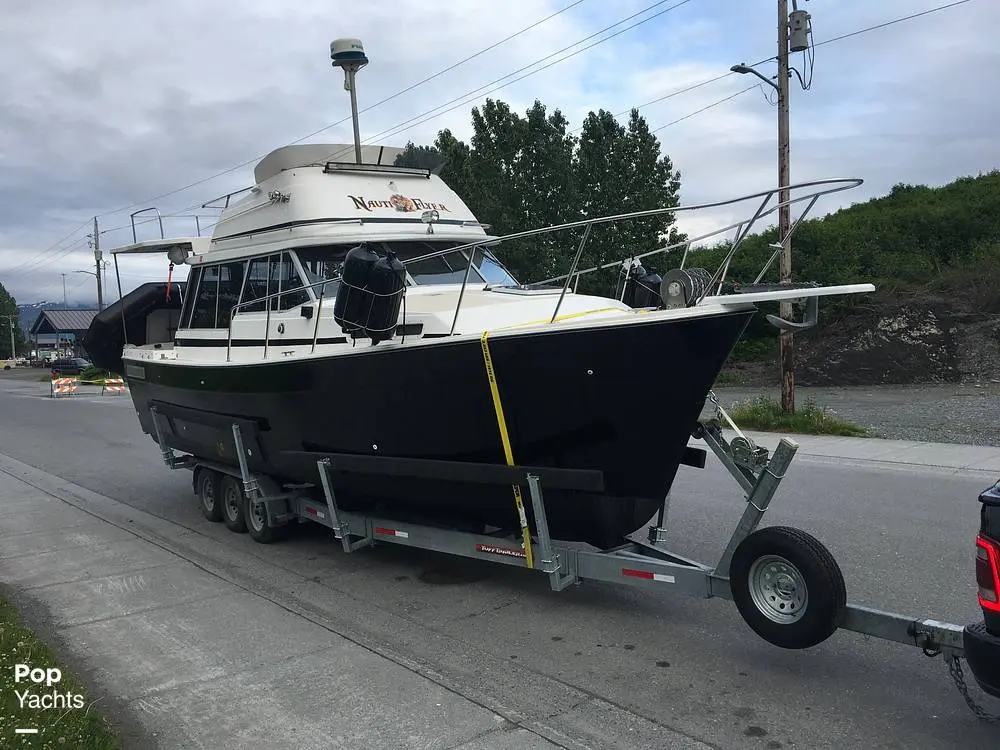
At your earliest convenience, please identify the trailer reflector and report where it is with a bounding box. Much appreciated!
[622,568,676,584]
[375,527,409,539]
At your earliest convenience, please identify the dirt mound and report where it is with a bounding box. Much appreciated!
[720,292,1000,387]
[796,294,1000,386]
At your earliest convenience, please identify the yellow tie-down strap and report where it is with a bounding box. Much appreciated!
[494,306,625,331]
[480,330,534,568]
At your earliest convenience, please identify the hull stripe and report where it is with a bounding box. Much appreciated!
[480,330,534,569]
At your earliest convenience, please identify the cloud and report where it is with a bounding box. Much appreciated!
[1,0,997,304]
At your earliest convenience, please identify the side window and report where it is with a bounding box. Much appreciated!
[179,267,201,328]
[190,265,220,328]
[240,256,274,313]
[297,245,349,298]
[215,261,246,327]
[276,252,309,310]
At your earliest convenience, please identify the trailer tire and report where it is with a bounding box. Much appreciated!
[219,475,247,533]
[246,496,285,544]
[194,468,223,522]
[729,525,846,650]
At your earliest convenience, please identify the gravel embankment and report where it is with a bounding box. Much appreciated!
[712,383,1000,446]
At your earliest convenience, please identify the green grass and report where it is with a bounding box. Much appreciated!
[1,596,121,748]
[727,395,870,437]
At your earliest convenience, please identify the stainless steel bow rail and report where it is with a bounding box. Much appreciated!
[146,400,998,721]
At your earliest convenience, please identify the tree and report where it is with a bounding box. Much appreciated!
[433,128,473,196]
[431,100,581,283]
[397,98,686,290]
[393,141,446,172]
[571,108,685,294]
[0,282,27,359]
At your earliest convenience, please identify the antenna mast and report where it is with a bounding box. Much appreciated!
[330,38,369,165]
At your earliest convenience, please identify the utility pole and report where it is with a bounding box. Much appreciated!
[1,316,14,360]
[61,273,67,306]
[731,0,812,414]
[93,216,104,310]
[776,0,794,414]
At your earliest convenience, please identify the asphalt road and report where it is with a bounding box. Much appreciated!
[0,373,998,749]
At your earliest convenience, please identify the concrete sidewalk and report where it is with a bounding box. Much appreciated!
[700,430,1000,475]
[0,454,711,750]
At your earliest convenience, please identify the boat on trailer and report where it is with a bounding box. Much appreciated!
[87,148,871,550]
[85,36,877,550]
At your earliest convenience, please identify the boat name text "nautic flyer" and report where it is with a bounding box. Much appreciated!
[348,193,451,213]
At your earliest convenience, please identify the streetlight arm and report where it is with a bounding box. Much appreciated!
[730,63,779,92]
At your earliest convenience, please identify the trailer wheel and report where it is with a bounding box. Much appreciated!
[246,496,285,544]
[219,475,247,533]
[194,468,223,522]
[728,526,846,650]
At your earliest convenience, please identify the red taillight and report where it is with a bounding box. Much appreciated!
[976,534,1000,612]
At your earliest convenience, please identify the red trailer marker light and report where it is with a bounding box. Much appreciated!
[375,527,409,539]
[976,534,1000,612]
[621,568,676,584]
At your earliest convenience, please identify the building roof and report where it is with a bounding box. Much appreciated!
[29,309,99,335]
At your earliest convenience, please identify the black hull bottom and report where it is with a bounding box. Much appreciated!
[125,311,752,548]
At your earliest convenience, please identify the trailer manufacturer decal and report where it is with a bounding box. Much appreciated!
[476,544,527,559]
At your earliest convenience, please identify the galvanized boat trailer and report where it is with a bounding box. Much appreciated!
[149,398,998,721]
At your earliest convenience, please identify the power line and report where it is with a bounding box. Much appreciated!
[11,0,976,278]
[96,0,593,220]
[311,0,696,167]
[634,0,979,134]
[815,0,974,49]
[4,222,92,277]
[618,0,978,131]
[650,84,759,133]
[19,0,695,272]
[569,72,735,134]
[5,0,591,276]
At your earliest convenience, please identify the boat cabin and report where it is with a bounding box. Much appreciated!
[107,144,587,363]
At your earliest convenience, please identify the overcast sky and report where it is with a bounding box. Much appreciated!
[1,0,996,306]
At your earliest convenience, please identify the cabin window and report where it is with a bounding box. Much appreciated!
[240,255,274,313]
[233,252,309,314]
[470,247,518,286]
[296,245,350,299]
[179,267,201,328]
[388,241,486,285]
[275,253,309,310]
[185,262,247,328]
[189,265,220,328]
[216,261,246,327]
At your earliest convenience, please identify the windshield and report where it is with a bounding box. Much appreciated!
[292,240,519,290]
